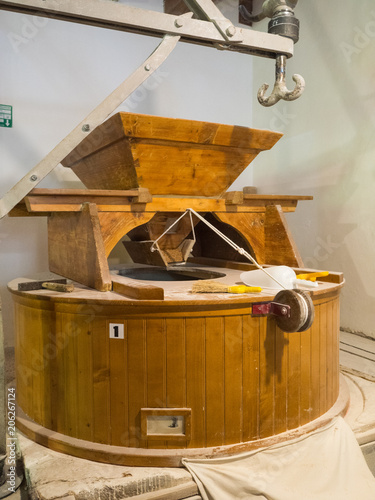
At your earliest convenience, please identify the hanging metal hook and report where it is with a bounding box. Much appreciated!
[257,54,305,107]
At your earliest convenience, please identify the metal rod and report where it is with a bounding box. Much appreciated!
[0,0,293,58]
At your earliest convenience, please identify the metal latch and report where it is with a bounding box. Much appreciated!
[252,301,291,318]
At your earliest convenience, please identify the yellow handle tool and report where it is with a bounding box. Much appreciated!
[296,271,329,282]
[227,285,262,293]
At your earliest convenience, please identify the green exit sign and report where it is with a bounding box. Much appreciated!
[0,104,12,128]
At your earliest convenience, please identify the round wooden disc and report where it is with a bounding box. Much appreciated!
[294,290,315,332]
[274,289,308,333]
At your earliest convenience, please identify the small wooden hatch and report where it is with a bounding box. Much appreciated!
[62,112,282,197]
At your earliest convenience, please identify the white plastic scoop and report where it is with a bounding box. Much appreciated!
[240,266,318,290]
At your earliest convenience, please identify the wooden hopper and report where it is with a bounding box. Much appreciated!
[62,112,282,197]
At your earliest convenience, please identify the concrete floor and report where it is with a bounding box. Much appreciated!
[2,318,375,499]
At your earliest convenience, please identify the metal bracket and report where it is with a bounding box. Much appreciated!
[252,301,291,317]
[183,0,243,42]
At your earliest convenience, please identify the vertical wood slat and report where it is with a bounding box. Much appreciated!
[15,304,32,421]
[185,318,205,448]
[146,318,166,450]
[242,315,260,442]
[27,306,43,426]
[259,318,275,439]
[310,308,321,420]
[64,313,78,438]
[127,319,147,448]
[92,317,110,444]
[332,297,340,402]
[109,322,127,446]
[205,317,225,447]
[166,318,187,449]
[319,303,327,414]
[73,320,94,443]
[287,330,301,430]
[52,312,66,434]
[300,325,312,426]
[36,308,53,430]
[326,300,334,409]
[224,316,243,445]
[274,326,288,434]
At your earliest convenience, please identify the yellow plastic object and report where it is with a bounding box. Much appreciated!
[227,285,262,294]
[296,271,329,282]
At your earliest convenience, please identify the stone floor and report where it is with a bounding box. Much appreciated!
[3,330,375,499]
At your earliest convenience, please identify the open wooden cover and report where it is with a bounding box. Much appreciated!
[62,113,282,197]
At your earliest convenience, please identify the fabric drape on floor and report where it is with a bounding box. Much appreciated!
[183,417,375,500]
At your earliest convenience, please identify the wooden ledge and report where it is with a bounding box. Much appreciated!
[9,189,313,216]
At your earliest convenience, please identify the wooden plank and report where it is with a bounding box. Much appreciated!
[310,308,321,420]
[38,307,55,430]
[242,314,260,441]
[265,204,304,267]
[51,312,66,434]
[146,319,167,449]
[165,318,186,449]
[259,318,275,438]
[109,321,128,446]
[326,300,334,410]
[92,317,111,444]
[340,331,375,354]
[274,325,288,434]
[23,196,310,214]
[112,277,164,300]
[15,304,34,421]
[48,202,112,291]
[286,330,301,430]
[63,313,78,438]
[333,298,340,400]
[127,319,147,448]
[224,316,243,445]
[76,320,94,442]
[205,317,225,447]
[300,324,312,426]
[185,318,205,448]
[319,302,327,414]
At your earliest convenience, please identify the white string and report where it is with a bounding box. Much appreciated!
[150,208,286,289]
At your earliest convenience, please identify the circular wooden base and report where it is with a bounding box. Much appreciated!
[16,375,349,468]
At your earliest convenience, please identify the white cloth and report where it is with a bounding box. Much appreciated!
[183,417,375,500]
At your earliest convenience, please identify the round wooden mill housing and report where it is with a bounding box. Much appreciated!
[10,264,347,467]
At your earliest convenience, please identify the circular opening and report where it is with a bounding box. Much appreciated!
[118,267,226,282]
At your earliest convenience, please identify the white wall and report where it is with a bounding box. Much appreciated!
[252,1,375,338]
[0,0,253,346]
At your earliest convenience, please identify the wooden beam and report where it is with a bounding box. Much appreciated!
[48,203,112,291]
[19,190,312,214]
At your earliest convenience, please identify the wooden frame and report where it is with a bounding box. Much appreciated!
[140,408,192,442]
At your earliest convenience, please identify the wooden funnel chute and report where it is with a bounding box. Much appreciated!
[62,112,283,197]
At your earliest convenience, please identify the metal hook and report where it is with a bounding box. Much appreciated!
[258,55,305,107]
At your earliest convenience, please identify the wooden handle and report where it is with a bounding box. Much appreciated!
[42,282,74,293]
